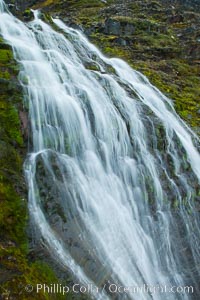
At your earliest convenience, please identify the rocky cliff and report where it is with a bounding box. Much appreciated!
[0,0,199,299]
[8,0,200,132]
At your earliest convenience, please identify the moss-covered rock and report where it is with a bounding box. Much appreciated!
[22,9,34,22]
[15,0,198,134]
[49,0,199,134]
[1,0,199,298]
[0,38,73,300]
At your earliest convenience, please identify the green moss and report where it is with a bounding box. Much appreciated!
[1,1,199,298]
[84,61,100,71]
[68,0,105,9]
[0,37,79,300]
[36,0,107,10]
[0,49,13,64]
[112,15,159,32]
[37,0,59,7]
[22,8,34,21]
[59,1,198,134]
[0,181,26,245]
[130,59,200,129]
[0,102,23,146]
[0,70,11,79]
[0,249,67,300]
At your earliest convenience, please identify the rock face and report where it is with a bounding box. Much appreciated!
[0,0,200,299]
[164,0,200,10]
[0,37,26,296]
[6,0,40,10]
[104,18,135,36]
[36,0,198,134]
[0,7,71,300]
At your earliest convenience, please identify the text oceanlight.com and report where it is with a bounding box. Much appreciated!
[33,283,194,295]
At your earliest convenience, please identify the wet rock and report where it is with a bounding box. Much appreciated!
[114,37,129,46]
[104,18,122,35]
[22,9,34,22]
[124,22,135,35]
[104,18,135,36]
[5,0,38,11]
[62,19,84,32]
[19,110,29,140]
[84,61,101,71]
[168,14,184,23]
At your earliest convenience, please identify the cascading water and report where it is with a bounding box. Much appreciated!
[0,1,200,299]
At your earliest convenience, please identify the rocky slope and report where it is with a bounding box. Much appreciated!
[0,0,199,299]
[6,1,200,132]
[36,0,200,133]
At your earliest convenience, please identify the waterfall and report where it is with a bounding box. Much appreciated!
[0,1,200,299]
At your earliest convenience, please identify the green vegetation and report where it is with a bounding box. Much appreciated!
[0,49,13,64]
[22,9,34,21]
[1,0,200,298]
[0,42,68,300]
[132,59,200,129]
[58,0,199,134]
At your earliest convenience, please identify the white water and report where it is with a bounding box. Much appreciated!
[0,2,200,299]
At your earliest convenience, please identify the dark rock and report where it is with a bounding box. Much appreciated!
[62,19,83,32]
[84,26,96,36]
[5,0,39,11]
[168,14,184,24]
[104,18,135,36]
[188,44,200,59]
[19,110,29,140]
[104,18,122,35]
[22,9,34,22]
[114,37,129,46]
[124,22,135,35]
[84,61,100,71]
